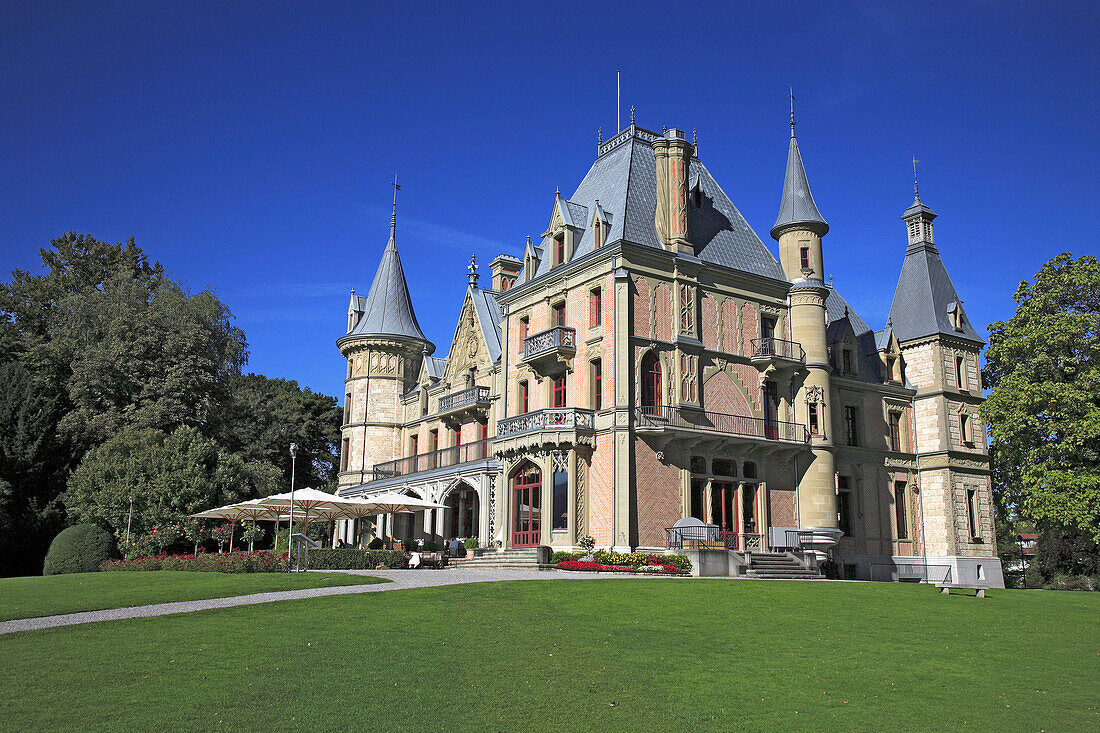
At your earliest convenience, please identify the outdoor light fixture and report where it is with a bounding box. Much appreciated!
[288,443,298,569]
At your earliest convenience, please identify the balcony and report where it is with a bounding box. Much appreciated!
[494,407,595,457]
[372,438,492,481]
[436,385,490,425]
[521,326,576,375]
[750,337,805,366]
[635,405,810,452]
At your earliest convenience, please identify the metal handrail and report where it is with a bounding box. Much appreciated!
[373,438,492,480]
[637,405,810,444]
[523,326,576,360]
[438,385,490,412]
[664,527,766,551]
[751,337,806,362]
[496,407,595,438]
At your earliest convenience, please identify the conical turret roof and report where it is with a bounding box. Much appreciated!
[771,131,828,239]
[346,212,432,349]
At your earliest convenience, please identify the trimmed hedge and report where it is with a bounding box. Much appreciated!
[101,551,286,573]
[304,548,408,570]
[43,524,119,575]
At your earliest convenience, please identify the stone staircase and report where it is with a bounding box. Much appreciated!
[745,552,822,580]
[448,548,542,570]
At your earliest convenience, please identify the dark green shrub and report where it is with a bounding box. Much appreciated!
[368,538,384,550]
[402,539,419,552]
[422,540,437,552]
[464,537,479,550]
[550,551,584,564]
[43,524,119,575]
[304,548,407,570]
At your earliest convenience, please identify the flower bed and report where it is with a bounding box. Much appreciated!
[556,560,686,575]
[550,550,692,572]
[100,551,287,574]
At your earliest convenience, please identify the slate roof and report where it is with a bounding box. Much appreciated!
[888,206,984,345]
[347,215,433,350]
[771,131,828,239]
[825,286,882,383]
[524,129,785,282]
[470,285,504,363]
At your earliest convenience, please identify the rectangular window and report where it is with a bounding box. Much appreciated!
[842,349,853,374]
[555,235,565,266]
[960,413,972,445]
[429,430,438,453]
[409,435,418,457]
[761,316,776,341]
[591,359,603,410]
[519,380,529,413]
[712,459,737,477]
[690,479,706,521]
[594,221,602,249]
[553,303,566,327]
[955,355,965,390]
[343,393,352,424]
[809,403,819,435]
[452,426,461,447]
[340,438,350,472]
[844,406,860,446]
[519,316,529,342]
[967,488,981,539]
[590,288,602,327]
[894,481,908,540]
[889,411,902,452]
[800,246,810,271]
[553,374,567,407]
[690,456,706,474]
[479,420,488,442]
[837,476,852,536]
[552,469,568,530]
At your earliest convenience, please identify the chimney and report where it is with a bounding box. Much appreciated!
[653,128,694,253]
[489,254,522,292]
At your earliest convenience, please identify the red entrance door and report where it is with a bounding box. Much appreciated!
[511,462,542,547]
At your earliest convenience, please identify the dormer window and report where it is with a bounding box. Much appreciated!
[593,220,603,249]
[948,302,964,331]
[842,348,853,374]
[693,187,702,208]
[555,235,565,266]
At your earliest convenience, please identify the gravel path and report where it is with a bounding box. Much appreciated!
[0,568,677,636]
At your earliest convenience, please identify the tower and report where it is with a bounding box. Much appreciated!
[336,203,434,491]
[770,114,839,545]
[889,185,995,561]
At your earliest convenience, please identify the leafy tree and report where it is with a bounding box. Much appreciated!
[64,425,279,544]
[982,253,1100,541]
[0,361,70,576]
[216,373,340,490]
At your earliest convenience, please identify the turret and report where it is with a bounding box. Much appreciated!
[336,197,434,490]
[771,108,839,549]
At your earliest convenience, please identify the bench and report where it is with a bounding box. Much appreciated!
[937,584,986,598]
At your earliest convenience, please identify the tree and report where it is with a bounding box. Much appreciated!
[64,425,279,545]
[216,373,340,490]
[982,253,1100,541]
[0,361,70,576]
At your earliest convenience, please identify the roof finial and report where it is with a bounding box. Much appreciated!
[912,155,921,199]
[630,105,635,125]
[692,128,697,146]
[598,127,602,144]
[555,185,560,197]
[467,253,479,287]
[789,86,796,138]
[389,173,401,244]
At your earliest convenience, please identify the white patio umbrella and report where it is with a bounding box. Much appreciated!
[191,499,284,552]
[254,488,383,550]
[354,491,448,548]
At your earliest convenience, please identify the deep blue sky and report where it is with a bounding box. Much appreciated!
[2,1,1097,400]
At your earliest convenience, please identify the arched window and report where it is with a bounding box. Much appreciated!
[641,352,662,409]
[511,461,542,547]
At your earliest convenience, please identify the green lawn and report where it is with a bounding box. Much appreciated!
[0,571,385,621]
[1,580,1097,731]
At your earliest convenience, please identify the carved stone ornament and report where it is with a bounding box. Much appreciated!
[805,385,825,405]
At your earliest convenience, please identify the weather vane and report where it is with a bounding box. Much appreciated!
[912,156,920,197]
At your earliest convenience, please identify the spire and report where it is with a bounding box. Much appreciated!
[902,161,937,248]
[770,108,828,240]
[345,189,433,351]
[467,253,479,287]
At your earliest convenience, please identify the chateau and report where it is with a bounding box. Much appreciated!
[334,114,1003,587]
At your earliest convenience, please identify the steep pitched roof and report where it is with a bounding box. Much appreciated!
[347,213,433,349]
[888,206,984,345]
[470,286,504,363]
[771,131,828,239]
[825,286,882,383]
[527,128,784,281]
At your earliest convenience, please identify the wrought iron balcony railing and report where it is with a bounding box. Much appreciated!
[664,526,765,551]
[496,407,595,439]
[437,385,490,413]
[751,337,806,362]
[636,405,810,444]
[372,438,492,481]
[522,326,576,361]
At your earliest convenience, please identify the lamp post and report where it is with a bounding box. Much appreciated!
[288,443,298,570]
[125,496,133,558]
